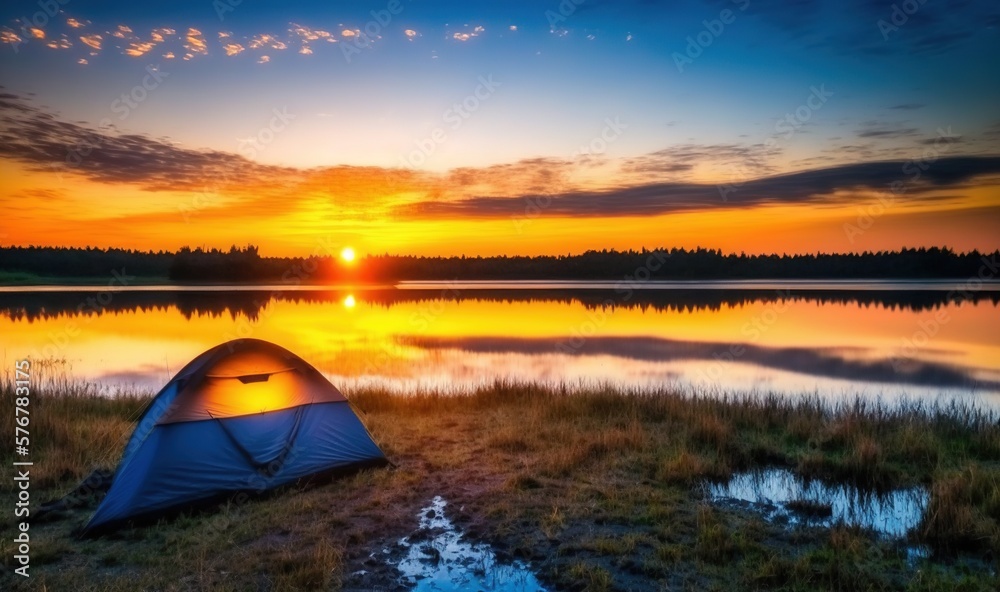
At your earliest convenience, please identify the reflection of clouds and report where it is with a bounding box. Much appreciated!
[7,291,998,407]
[401,335,1000,392]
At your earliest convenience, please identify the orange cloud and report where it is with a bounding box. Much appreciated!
[79,34,102,50]
[185,27,208,55]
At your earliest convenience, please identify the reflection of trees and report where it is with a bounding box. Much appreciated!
[2,288,997,322]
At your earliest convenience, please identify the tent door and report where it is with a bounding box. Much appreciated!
[211,405,306,477]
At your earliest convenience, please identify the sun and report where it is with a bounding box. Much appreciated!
[343,294,356,308]
[340,246,356,263]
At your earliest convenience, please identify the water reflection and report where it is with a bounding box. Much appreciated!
[1,284,998,406]
[403,335,1000,392]
[705,468,929,538]
[395,496,546,591]
[2,284,999,322]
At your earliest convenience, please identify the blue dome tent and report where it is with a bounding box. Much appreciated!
[82,339,387,535]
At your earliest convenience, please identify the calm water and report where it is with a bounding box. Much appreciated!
[706,469,929,538]
[2,281,999,407]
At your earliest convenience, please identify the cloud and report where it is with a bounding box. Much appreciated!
[46,35,72,50]
[620,144,777,177]
[403,334,998,391]
[444,158,576,196]
[918,135,963,146]
[0,90,289,191]
[2,93,997,224]
[403,155,1000,218]
[856,124,920,139]
[248,33,287,50]
[184,27,208,56]
[451,24,485,42]
[0,29,22,45]
[79,34,102,50]
[125,40,158,57]
[111,24,132,39]
[889,103,924,111]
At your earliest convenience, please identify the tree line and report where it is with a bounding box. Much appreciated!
[0,245,996,282]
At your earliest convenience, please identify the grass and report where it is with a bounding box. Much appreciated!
[0,271,172,286]
[2,377,999,590]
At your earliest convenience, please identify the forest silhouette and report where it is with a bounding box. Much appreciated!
[1,245,997,283]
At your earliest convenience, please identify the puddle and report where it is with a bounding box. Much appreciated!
[705,468,929,538]
[394,496,547,591]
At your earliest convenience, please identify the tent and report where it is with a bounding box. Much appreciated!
[83,338,387,535]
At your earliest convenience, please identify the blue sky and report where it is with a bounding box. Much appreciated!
[3,0,997,168]
[1,0,998,255]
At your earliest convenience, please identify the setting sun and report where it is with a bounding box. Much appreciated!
[341,247,356,263]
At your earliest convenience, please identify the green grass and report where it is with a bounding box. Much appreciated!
[2,378,999,590]
[0,271,174,286]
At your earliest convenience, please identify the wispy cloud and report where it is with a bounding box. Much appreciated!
[0,90,287,190]
[1,92,997,224]
[404,157,1000,219]
[856,123,920,140]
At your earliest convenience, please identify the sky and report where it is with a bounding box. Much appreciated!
[0,0,998,257]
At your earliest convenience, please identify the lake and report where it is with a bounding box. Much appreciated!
[2,281,999,408]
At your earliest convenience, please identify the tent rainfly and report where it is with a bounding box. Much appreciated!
[83,339,387,535]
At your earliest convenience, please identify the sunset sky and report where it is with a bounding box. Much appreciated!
[1,0,998,257]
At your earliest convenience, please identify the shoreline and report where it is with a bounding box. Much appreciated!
[4,277,1000,291]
